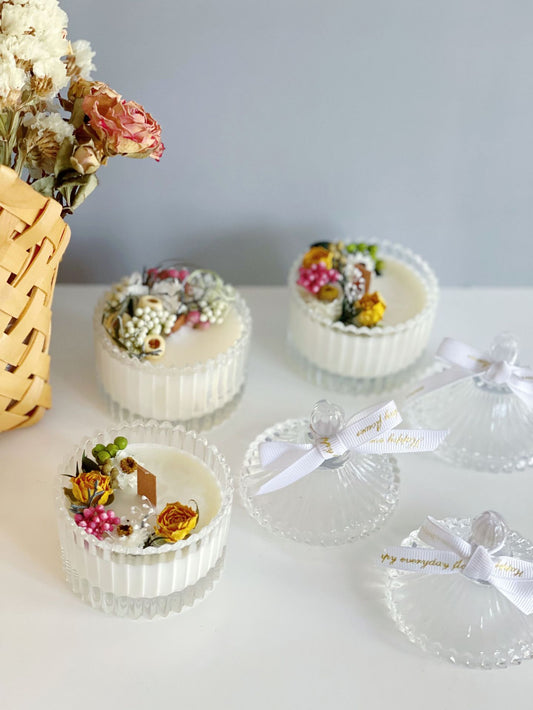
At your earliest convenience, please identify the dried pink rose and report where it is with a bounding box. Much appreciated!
[82,90,164,161]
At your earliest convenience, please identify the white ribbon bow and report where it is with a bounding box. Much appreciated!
[256,400,447,496]
[381,516,533,615]
[407,337,533,406]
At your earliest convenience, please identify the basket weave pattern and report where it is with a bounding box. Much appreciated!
[0,165,70,432]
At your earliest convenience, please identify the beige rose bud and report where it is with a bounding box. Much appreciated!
[143,334,165,360]
[70,144,100,175]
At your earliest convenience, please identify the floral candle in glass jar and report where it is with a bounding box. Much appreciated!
[57,422,233,618]
[94,263,252,429]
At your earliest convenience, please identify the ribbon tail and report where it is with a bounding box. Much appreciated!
[255,447,325,496]
[339,400,403,450]
[418,516,473,558]
[436,338,488,372]
[406,366,473,400]
[356,429,448,454]
[381,545,462,573]
[259,441,311,468]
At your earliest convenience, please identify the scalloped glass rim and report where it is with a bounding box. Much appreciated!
[288,240,439,336]
[93,289,252,376]
[57,421,233,557]
[239,417,400,546]
[385,516,533,668]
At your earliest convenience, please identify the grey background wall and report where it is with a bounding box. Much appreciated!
[59,0,533,286]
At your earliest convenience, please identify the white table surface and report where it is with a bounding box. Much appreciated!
[2,284,533,709]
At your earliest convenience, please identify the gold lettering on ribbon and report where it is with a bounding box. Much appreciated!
[381,553,397,565]
[468,354,490,368]
[356,408,398,437]
[384,408,399,421]
[494,561,524,577]
[356,414,382,437]
[383,551,525,577]
[381,551,467,572]
[320,437,334,455]
[398,556,452,571]
[386,433,421,449]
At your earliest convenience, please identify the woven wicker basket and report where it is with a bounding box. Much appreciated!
[0,165,70,432]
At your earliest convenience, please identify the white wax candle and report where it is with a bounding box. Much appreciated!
[376,258,427,325]
[161,305,242,367]
[95,294,250,421]
[118,444,221,528]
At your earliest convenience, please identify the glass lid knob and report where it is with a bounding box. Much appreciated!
[470,510,508,553]
[489,332,519,366]
[310,400,345,437]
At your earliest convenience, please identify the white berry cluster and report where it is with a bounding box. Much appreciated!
[106,273,148,308]
[185,273,235,326]
[199,295,231,325]
[118,304,177,355]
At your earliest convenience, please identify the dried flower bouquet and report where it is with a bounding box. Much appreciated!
[0,0,164,215]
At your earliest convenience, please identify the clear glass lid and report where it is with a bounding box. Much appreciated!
[385,511,533,669]
[240,400,400,546]
[404,333,533,472]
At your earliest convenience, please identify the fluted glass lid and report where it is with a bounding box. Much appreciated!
[385,511,533,669]
[404,333,533,473]
[240,400,401,546]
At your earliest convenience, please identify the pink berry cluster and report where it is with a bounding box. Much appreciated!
[297,263,340,294]
[147,267,189,282]
[74,505,121,540]
[185,310,209,330]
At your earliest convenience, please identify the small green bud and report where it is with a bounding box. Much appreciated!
[92,444,105,456]
[106,444,119,457]
[368,244,378,259]
[356,242,367,252]
[375,259,385,275]
[96,450,111,464]
[114,436,128,450]
[346,243,357,253]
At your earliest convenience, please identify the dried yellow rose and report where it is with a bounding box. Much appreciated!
[155,502,199,543]
[71,471,113,505]
[355,292,386,327]
[301,246,333,270]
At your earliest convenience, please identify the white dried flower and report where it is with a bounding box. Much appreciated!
[0,49,25,98]
[1,2,68,43]
[69,39,95,79]
[22,110,73,142]
[0,0,69,97]
[120,272,149,297]
[32,56,67,92]
[151,278,186,314]
[21,110,73,173]
[345,252,374,274]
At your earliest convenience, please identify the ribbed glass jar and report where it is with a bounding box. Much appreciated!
[94,291,252,430]
[287,241,438,394]
[57,422,233,618]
